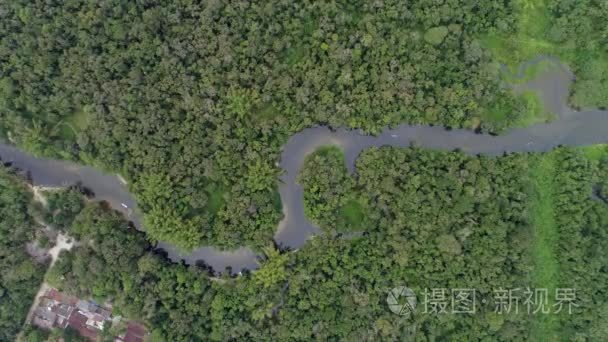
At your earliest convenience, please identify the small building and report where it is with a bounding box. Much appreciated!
[30,288,147,341]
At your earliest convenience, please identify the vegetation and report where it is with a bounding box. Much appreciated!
[527,154,559,340]
[47,204,150,300]
[483,0,608,109]
[3,1,605,252]
[580,144,608,162]
[39,145,607,340]
[47,202,214,340]
[550,149,608,340]
[0,167,46,341]
[297,146,362,232]
[21,325,50,342]
[292,146,535,339]
[339,198,366,230]
[480,89,551,131]
[298,146,379,232]
[43,187,85,231]
[1,1,607,340]
[295,146,608,340]
[0,0,531,249]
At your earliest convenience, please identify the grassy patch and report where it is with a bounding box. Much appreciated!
[514,91,553,126]
[479,0,568,132]
[482,0,608,111]
[339,198,365,230]
[501,59,561,84]
[253,102,281,121]
[205,183,228,215]
[283,45,308,66]
[312,145,346,161]
[480,97,515,124]
[478,0,560,130]
[528,153,559,340]
[68,107,92,130]
[481,0,555,67]
[579,144,608,161]
[271,188,282,211]
[479,90,551,129]
[58,107,92,140]
[569,51,608,109]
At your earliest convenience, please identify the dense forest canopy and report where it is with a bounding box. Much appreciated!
[297,146,361,232]
[0,0,527,249]
[1,1,607,339]
[43,145,608,341]
[2,1,605,251]
[0,167,46,341]
[43,187,85,231]
[547,0,608,108]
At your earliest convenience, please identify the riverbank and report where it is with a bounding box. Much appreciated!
[1,57,607,273]
[20,185,76,340]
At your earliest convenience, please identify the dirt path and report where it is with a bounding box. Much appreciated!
[22,232,75,334]
[31,185,62,207]
[20,187,76,337]
[23,233,74,319]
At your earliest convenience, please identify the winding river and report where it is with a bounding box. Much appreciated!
[1,57,607,273]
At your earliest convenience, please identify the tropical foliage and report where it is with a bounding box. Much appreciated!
[44,146,608,340]
[0,167,46,341]
[0,0,525,249]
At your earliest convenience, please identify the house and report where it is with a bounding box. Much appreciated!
[30,288,148,341]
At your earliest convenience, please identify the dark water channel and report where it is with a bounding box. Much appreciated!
[1,57,606,273]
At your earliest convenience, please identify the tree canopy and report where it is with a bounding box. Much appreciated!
[43,145,608,340]
[0,167,46,341]
[0,0,523,249]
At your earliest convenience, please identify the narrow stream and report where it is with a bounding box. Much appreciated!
[1,57,606,273]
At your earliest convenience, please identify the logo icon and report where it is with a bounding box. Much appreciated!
[387,286,417,317]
